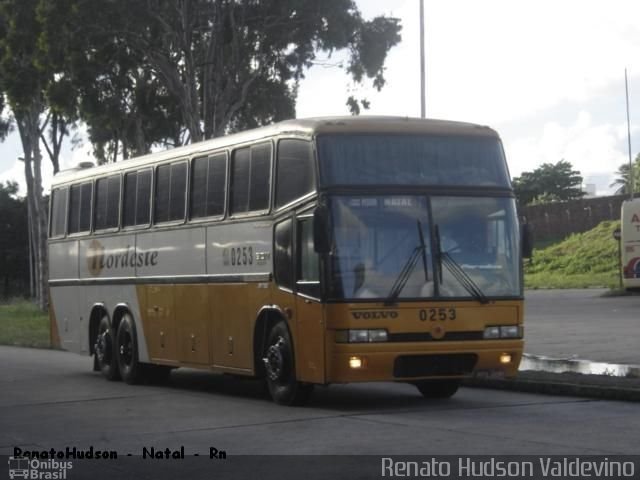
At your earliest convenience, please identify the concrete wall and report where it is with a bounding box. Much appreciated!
[520,195,627,245]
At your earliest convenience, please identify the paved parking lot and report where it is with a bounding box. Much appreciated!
[523,289,640,364]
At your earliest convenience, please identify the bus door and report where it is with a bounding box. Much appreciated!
[294,216,325,384]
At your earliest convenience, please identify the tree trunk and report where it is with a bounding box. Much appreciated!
[16,101,48,311]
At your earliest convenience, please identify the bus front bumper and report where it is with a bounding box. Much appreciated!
[326,340,524,383]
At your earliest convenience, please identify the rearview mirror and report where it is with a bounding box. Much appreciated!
[521,223,533,259]
[313,205,331,254]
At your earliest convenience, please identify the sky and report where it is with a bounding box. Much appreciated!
[1,0,639,195]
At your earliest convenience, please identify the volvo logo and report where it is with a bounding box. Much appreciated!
[351,311,398,320]
[431,324,446,340]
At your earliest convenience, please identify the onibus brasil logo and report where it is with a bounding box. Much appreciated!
[8,456,72,479]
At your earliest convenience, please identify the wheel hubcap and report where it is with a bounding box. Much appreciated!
[119,332,133,366]
[95,331,110,364]
[263,337,286,381]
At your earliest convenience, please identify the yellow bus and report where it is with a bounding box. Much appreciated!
[48,116,525,405]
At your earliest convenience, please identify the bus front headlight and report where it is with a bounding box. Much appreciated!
[483,325,522,339]
[336,329,388,343]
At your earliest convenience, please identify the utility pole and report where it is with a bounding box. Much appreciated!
[625,68,634,199]
[420,0,426,118]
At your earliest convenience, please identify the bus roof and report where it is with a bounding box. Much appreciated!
[52,116,498,186]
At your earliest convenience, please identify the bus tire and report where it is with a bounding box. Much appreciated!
[116,313,144,385]
[413,379,460,399]
[263,321,313,406]
[95,315,120,381]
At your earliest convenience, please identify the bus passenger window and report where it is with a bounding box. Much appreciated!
[207,154,226,216]
[50,187,68,237]
[94,175,120,230]
[79,182,92,232]
[169,163,187,221]
[248,143,271,211]
[276,140,315,209]
[155,162,187,223]
[136,170,152,225]
[124,170,152,227]
[154,165,171,223]
[191,153,227,219]
[230,143,271,215]
[68,182,92,234]
[190,156,208,218]
[123,172,138,227]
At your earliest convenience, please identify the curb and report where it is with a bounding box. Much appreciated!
[463,370,640,402]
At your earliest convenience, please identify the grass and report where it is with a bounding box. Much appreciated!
[525,220,621,289]
[0,299,50,348]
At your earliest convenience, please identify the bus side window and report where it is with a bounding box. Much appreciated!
[94,175,121,230]
[275,139,315,209]
[136,169,152,225]
[50,187,68,238]
[296,217,320,298]
[230,142,271,215]
[154,162,187,223]
[190,156,208,218]
[274,219,293,290]
[191,153,227,219]
[68,182,92,234]
[124,169,152,227]
[123,171,138,227]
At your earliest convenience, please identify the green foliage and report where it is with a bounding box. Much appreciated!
[0,300,50,348]
[513,160,585,206]
[525,272,618,289]
[0,182,29,298]
[610,153,640,195]
[0,0,43,112]
[37,0,402,148]
[524,220,620,288]
[36,0,183,163]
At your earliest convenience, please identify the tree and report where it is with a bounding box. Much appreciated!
[37,0,185,164]
[43,0,402,145]
[0,0,72,308]
[610,154,640,195]
[512,160,585,206]
[0,182,29,298]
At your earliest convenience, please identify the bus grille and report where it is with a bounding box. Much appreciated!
[387,331,484,342]
[393,354,478,378]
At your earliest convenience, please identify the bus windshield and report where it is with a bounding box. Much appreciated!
[327,195,521,300]
[317,134,510,187]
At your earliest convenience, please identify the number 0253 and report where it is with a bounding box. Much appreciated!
[419,308,456,321]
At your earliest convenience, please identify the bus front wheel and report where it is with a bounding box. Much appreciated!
[263,321,313,406]
[116,313,144,385]
[95,316,120,381]
[413,379,460,399]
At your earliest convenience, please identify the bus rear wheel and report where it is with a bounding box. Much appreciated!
[263,321,313,406]
[95,316,120,381]
[413,379,460,399]
[116,313,144,385]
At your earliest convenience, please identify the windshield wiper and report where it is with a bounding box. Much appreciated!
[417,220,429,282]
[434,224,489,304]
[384,221,428,306]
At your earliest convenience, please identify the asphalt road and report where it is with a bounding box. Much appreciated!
[523,289,640,364]
[1,345,638,460]
[3,290,640,479]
